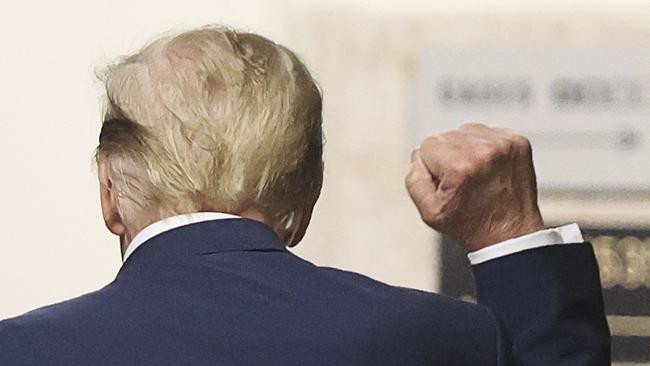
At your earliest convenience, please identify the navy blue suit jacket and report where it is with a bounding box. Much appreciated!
[0,219,610,365]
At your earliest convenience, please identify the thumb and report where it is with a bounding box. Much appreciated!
[406,149,439,218]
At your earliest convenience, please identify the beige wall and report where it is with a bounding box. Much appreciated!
[1,0,649,319]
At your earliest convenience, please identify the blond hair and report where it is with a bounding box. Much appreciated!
[96,26,323,242]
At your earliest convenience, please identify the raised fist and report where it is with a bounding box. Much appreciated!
[406,123,545,252]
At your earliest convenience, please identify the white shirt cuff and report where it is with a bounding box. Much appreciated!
[467,223,584,265]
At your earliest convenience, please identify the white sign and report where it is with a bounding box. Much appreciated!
[414,47,650,191]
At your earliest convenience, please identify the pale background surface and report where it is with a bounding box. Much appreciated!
[0,0,649,319]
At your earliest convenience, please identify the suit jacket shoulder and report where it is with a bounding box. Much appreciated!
[309,266,501,365]
[0,220,608,365]
[0,286,122,364]
[0,258,500,366]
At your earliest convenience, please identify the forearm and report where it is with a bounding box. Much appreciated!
[473,243,611,365]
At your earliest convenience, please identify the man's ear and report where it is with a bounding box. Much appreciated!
[286,206,314,248]
[98,159,126,236]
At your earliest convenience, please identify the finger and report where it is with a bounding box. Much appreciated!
[406,150,438,201]
[411,148,420,163]
[445,128,494,150]
[459,122,491,132]
[455,124,515,160]
[458,123,503,144]
[406,151,449,228]
[419,135,467,184]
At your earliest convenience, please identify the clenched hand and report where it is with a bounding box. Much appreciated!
[406,123,545,252]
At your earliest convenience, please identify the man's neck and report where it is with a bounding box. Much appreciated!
[118,210,270,262]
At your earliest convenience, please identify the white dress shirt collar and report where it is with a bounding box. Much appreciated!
[123,212,241,263]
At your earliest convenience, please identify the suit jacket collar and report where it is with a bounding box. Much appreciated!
[117,218,286,278]
[122,212,242,262]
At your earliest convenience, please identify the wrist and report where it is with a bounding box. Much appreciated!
[462,213,545,252]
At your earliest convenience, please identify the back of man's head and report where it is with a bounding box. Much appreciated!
[96,26,323,243]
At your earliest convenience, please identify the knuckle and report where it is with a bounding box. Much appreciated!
[494,127,512,135]
[410,148,420,162]
[459,122,487,130]
[475,154,493,168]
[501,129,530,147]
[405,171,417,188]
[517,135,532,150]
[508,134,532,155]
[421,136,440,151]
[471,141,499,164]
[422,203,453,229]
[439,130,465,145]
[475,144,495,160]
[421,207,443,226]
[437,132,452,142]
[494,139,511,155]
[510,132,528,145]
[453,161,475,178]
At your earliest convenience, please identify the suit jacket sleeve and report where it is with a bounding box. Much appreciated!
[473,242,611,366]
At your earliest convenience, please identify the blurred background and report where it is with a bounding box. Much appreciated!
[0,0,649,363]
